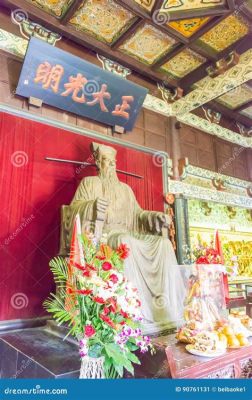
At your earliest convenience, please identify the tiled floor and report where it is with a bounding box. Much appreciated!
[0,327,80,379]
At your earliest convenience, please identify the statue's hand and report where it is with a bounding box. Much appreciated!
[95,197,108,214]
[152,212,170,234]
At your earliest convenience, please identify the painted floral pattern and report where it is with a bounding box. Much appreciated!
[133,0,156,12]
[161,0,226,12]
[70,0,136,44]
[120,24,176,65]
[199,15,249,52]
[27,0,73,17]
[168,17,210,38]
[217,84,252,109]
[161,48,206,78]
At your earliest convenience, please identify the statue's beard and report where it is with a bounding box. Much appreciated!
[99,168,119,186]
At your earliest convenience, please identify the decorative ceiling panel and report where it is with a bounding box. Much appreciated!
[160,48,206,78]
[246,0,252,11]
[216,83,252,109]
[69,0,136,44]
[119,24,176,65]
[133,0,156,12]
[241,105,252,119]
[168,17,210,38]
[198,15,249,52]
[26,0,74,18]
[160,0,226,13]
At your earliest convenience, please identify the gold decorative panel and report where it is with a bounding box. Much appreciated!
[168,17,210,38]
[216,84,252,109]
[69,0,136,44]
[161,49,206,78]
[119,24,176,65]
[241,106,252,119]
[27,0,73,17]
[198,15,249,52]
[133,0,156,12]
[160,0,226,12]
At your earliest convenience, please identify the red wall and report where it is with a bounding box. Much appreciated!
[0,112,164,321]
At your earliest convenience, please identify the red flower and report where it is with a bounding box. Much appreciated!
[84,325,96,337]
[120,310,129,319]
[83,270,91,277]
[103,307,110,315]
[96,255,106,261]
[109,298,117,313]
[102,262,112,271]
[100,314,116,329]
[77,289,92,295]
[66,287,74,294]
[196,256,209,264]
[93,296,106,304]
[86,263,96,271]
[109,274,118,284]
[116,243,129,260]
[72,263,85,271]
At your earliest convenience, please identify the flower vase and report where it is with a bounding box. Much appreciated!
[79,356,105,379]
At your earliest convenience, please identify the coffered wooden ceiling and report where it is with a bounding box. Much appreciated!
[2,0,252,126]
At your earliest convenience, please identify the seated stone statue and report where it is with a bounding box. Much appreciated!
[60,142,185,334]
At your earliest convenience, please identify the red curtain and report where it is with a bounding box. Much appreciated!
[0,112,164,321]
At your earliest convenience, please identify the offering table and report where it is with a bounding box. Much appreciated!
[165,335,252,378]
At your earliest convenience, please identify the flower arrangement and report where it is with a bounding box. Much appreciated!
[44,234,154,378]
[192,243,221,265]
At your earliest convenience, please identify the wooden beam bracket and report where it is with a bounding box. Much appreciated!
[157,83,183,103]
[206,51,240,78]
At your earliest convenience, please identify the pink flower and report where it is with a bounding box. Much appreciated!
[84,325,96,338]
[102,262,112,271]
[109,274,118,284]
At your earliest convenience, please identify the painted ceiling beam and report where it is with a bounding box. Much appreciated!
[170,48,252,115]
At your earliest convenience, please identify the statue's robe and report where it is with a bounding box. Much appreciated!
[68,176,186,334]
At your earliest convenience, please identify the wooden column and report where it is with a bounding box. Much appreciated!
[170,116,181,181]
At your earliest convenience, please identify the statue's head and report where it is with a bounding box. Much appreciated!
[91,142,117,180]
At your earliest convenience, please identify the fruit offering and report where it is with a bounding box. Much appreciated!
[176,320,204,344]
[217,323,250,348]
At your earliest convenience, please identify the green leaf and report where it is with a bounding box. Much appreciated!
[104,343,134,376]
[126,341,139,351]
[127,351,141,365]
[113,363,124,377]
